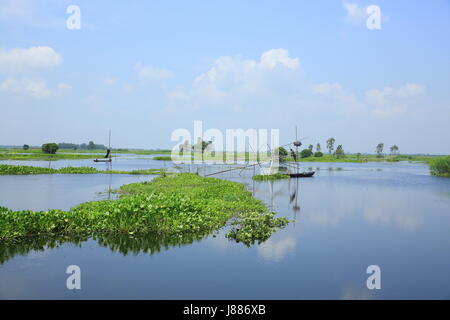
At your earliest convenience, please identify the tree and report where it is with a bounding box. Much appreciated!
[335,145,345,159]
[326,138,336,154]
[192,138,213,161]
[23,144,30,150]
[314,151,324,157]
[179,140,191,154]
[87,141,96,150]
[300,148,313,158]
[42,143,59,154]
[376,143,384,158]
[390,145,399,155]
[316,143,321,153]
[275,147,288,162]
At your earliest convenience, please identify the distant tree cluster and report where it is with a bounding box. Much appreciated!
[58,141,107,150]
[42,143,59,154]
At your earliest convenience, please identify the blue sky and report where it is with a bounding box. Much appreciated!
[0,0,449,154]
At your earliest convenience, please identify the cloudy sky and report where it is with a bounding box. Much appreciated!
[0,0,449,154]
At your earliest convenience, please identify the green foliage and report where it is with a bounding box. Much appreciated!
[0,173,289,247]
[314,151,324,158]
[390,145,399,155]
[335,145,345,159]
[152,156,173,161]
[252,173,290,181]
[430,156,450,177]
[300,148,313,158]
[42,143,59,154]
[87,141,96,150]
[226,212,289,246]
[326,138,335,154]
[275,147,288,162]
[376,143,384,158]
[0,165,168,175]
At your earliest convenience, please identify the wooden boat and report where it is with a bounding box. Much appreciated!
[94,158,112,163]
[94,131,112,163]
[289,171,315,178]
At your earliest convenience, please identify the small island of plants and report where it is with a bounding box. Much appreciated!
[0,173,289,247]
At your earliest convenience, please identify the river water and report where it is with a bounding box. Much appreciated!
[1,157,449,299]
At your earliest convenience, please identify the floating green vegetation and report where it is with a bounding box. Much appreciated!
[0,165,168,175]
[152,156,173,161]
[252,174,290,181]
[0,173,289,247]
[430,156,450,177]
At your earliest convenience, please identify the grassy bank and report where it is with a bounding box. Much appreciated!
[429,156,450,177]
[0,164,168,175]
[0,151,103,161]
[160,151,439,164]
[0,173,289,246]
[283,154,438,164]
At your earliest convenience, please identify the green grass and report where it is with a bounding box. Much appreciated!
[0,164,168,175]
[0,173,289,246]
[0,147,172,160]
[152,156,173,161]
[0,151,103,161]
[283,154,438,163]
[429,156,450,177]
[252,173,290,181]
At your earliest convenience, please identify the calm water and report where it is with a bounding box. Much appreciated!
[1,159,450,299]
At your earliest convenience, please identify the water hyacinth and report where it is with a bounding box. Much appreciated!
[0,173,289,247]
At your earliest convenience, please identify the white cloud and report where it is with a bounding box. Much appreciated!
[0,46,62,74]
[167,49,423,119]
[0,78,51,99]
[311,82,364,115]
[365,83,425,118]
[257,237,296,262]
[134,63,174,80]
[260,48,299,70]
[168,48,301,108]
[342,1,367,25]
[396,83,425,98]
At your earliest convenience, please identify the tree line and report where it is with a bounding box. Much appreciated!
[22,141,108,154]
[276,138,400,161]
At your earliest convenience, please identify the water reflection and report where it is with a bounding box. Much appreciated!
[2,160,450,299]
[257,236,296,262]
[0,231,212,265]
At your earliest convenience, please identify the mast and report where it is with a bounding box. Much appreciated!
[295,126,299,174]
[108,129,111,159]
